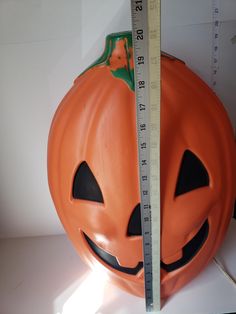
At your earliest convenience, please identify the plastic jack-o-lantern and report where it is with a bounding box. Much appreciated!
[48,31,236,299]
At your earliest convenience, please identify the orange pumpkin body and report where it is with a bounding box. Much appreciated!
[47,32,236,299]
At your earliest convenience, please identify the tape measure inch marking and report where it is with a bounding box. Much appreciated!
[211,0,220,91]
[131,0,161,312]
[148,1,161,312]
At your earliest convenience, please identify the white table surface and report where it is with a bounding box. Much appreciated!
[0,220,236,314]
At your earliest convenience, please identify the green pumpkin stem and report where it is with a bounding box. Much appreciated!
[83,31,134,91]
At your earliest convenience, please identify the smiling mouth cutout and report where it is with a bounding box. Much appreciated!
[83,219,209,275]
[161,219,209,272]
[84,232,143,275]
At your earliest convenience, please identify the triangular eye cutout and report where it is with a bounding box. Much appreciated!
[127,204,142,236]
[175,150,209,197]
[72,161,104,203]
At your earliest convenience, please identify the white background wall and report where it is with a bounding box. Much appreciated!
[0,0,235,238]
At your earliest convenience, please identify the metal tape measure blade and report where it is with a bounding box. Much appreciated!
[131,0,161,312]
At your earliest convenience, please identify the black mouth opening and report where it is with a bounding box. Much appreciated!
[161,219,209,272]
[83,219,209,275]
[83,233,143,275]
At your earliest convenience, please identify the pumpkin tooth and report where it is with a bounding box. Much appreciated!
[162,251,183,264]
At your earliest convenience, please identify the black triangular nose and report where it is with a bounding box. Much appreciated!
[127,203,142,236]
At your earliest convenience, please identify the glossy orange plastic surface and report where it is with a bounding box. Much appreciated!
[47,32,236,299]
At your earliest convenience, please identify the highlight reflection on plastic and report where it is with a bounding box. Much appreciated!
[47,32,236,299]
